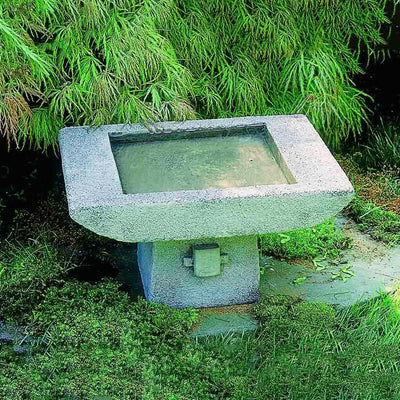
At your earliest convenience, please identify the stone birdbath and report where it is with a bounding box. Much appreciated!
[59,115,353,308]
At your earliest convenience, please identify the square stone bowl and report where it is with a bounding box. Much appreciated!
[59,115,354,242]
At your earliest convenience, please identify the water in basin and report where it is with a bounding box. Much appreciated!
[111,133,289,194]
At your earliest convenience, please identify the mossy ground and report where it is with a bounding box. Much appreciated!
[2,278,400,399]
[260,219,352,261]
[338,154,400,215]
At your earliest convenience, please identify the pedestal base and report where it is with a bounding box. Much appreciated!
[137,235,260,308]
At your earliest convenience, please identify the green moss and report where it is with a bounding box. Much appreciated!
[254,295,335,336]
[258,294,301,308]
[253,304,288,320]
[292,301,336,332]
[260,219,352,260]
[0,278,199,399]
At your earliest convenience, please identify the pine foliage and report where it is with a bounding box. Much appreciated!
[0,0,391,149]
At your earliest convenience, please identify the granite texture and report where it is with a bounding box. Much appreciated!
[137,235,260,308]
[59,115,354,243]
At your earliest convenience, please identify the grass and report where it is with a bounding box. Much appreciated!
[356,118,400,170]
[0,0,392,150]
[248,293,400,399]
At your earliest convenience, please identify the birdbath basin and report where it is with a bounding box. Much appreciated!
[59,115,354,308]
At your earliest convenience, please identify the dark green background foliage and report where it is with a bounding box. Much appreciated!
[0,0,389,149]
[359,118,400,169]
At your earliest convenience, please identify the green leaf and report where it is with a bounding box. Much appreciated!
[293,276,307,285]
[278,234,291,244]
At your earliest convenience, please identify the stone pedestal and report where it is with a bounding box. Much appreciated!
[137,235,260,308]
[60,116,354,311]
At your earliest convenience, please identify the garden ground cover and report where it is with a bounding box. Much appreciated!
[1,155,400,399]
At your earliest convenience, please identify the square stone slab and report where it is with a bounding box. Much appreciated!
[59,115,354,243]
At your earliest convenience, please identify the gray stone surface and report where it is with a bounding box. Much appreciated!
[190,312,258,338]
[138,235,260,308]
[59,115,354,243]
